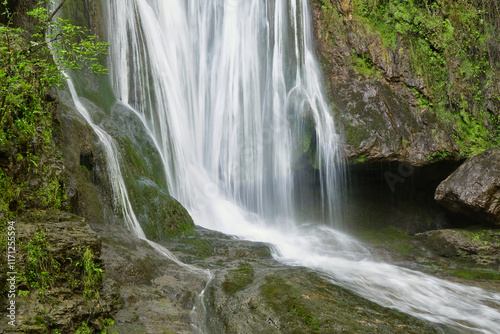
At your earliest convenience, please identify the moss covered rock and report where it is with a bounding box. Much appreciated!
[310,0,500,166]
[0,210,118,333]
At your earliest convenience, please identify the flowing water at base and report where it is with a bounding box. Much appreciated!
[62,0,500,333]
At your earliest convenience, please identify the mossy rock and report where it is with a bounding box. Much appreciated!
[208,265,449,333]
[222,263,255,296]
[127,177,194,241]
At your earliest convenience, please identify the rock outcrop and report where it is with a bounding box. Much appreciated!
[310,0,499,166]
[0,210,118,333]
[435,149,500,226]
[416,229,500,265]
[310,0,457,165]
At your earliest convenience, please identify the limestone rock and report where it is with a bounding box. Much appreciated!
[310,0,460,166]
[0,210,117,333]
[416,229,500,265]
[435,149,500,226]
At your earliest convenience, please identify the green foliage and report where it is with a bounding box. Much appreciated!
[75,322,92,334]
[427,149,451,162]
[351,51,381,78]
[0,0,108,143]
[0,172,16,213]
[351,153,366,164]
[24,231,59,290]
[77,248,103,300]
[21,228,103,302]
[0,0,108,215]
[99,318,117,334]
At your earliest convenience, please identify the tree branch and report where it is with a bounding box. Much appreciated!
[26,34,62,58]
[46,0,69,23]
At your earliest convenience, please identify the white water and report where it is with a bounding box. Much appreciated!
[99,0,500,333]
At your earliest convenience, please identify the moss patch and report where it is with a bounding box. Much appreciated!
[257,271,443,333]
[451,269,500,281]
[222,263,255,296]
[172,234,214,260]
[354,225,415,255]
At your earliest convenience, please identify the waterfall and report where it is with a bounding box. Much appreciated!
[64,0,500,333]
[107,0,344,229]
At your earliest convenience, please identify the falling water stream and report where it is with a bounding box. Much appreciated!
[59,0,500,333]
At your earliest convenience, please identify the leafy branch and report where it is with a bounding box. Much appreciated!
[0,0,109,212]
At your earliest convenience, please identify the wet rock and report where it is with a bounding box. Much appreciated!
[206,265,449,334]
[168,230,452,334]
[416,228,500,266]
[356,225,500,292]
[0,210,116,333]
[435,149,500,226]
[310,0,459,166]
[56,95,109,226]
[98,225,209,334]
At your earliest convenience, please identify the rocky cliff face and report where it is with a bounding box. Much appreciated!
[310,0,500,227]
[310,0,500,166]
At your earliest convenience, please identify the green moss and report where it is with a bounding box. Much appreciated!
[351,52,382,78]
[122,139,147,176]
[176,235,213,259]
[354,225,415,255]
[0,173,17,214]
[61,0,115,115]
[260,274,322,333]
[301,125,313,154]
[31,168,66,210]
[131,179,195,240]
[351,153,366,164]
[222,263,255,296]
[343,120,371,151]
[451,269,500,280]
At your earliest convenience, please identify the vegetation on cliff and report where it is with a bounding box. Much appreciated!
[0,1,112,332]
[315,0,500,159]
[0,0,107,218]
[358,0,499,154]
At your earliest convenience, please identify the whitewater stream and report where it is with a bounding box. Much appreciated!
[59,0,500,333]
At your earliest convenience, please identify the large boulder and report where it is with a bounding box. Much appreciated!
[435,149,500,226]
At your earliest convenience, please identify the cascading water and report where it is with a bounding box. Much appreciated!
[107,0,344,227]
[90,0,500,333]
